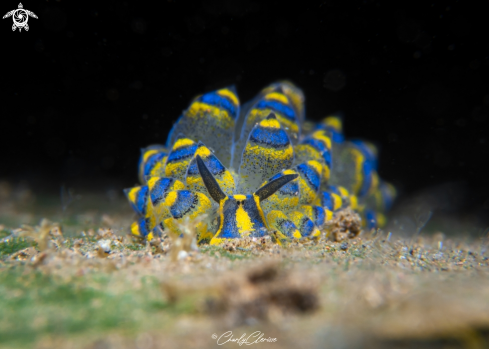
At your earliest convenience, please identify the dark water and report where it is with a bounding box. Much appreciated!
[1,1,488,229]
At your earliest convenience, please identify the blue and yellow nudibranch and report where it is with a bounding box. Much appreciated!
[125,81,396,245]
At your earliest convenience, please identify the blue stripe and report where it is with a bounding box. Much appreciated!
[358,159,373,197]
[268,172,299,196]
[331,130,344,143]
[319,191,333,210]
[137,217,150,237]
[297,163,320,192]
[187,154,225,176]
[150,178,172,205]
[144,152,166,178]
[256,100,296,121]
[167,144,197,162]
[187,161,199,176]
[352,140,378,170]
[298,217,315,237]
[280,219,298,238]
[135,186,148,215]
[220,199,240,239]
[170,190,195,219]
[199,92,237,118]
[312,206,326,226]
[322,149,332,168]
[301,138,332,168]
[269,172,283,181]
[365,210,377,230]
[250,127,290,148]
[279,181,299,196]
[327,185,340,195]
[204,155,226,174]
[301,138,327,153]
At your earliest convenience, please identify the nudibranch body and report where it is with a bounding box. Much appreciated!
[125,81,396,245]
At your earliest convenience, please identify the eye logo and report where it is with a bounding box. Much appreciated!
[3,3,38,32]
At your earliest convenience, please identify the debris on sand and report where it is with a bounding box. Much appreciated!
[328,208,363,241]
[205,262,319,325]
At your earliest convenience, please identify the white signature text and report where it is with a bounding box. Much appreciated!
[212,331,277,345]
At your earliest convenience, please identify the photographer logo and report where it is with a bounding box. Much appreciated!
[3,3,37,32]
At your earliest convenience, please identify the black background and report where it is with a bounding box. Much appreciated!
[1,1,488,227]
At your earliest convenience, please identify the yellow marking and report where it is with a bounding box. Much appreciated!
[349,195,358,210]
[186,174,203,187]
[147,177,159,189]
[143,149,159,162]
[294,144,323,164]
[300,205,325,226]
[266,210,282,222]
[219,171,235,195]
[244,144,294,162]
[292,230,302,239]
[322,165,331,182]
[310,227,321,238]
[210,237,233,245]
[152,204,171,222]
[259,171,299,211]
[187,102,233,128]
[377,213,386,228]
[173,138,195,149]
[259,118,281,129]
[265,195,299,212]
[233,194,247,201]
[253,194,268,230]
[275,115,299,134]
[264,92,289,104]
[298,177,316,205]
[195,145,212,157]
[312,130,332,149]
[365,142,378,157]
[213,196,228,241]
[288,211,315,237]
[217,88,239,106]
[325,209,333,221]
[196,222,214,244]
[283,169,297,175]
[331,193,342,211]
[288,210,319,239]
[188,101,209,118]
[235,204,254,233]
[165,161,190,180]
[163,217,181,237]
[174,180,185,190]
[267,210,301,240]
[127,187,139,204]
[246,109,299,135]
[130,221,141,236]
[323,116,342,132]
[271,231,285,246]
[307,160,324,178]
[369,171,380,195]
[163,191,178,208]
[338,186,349,198]
[148,157,167,178]
[287,211,302,222]
[281,82,304,115]
[189,193,212,219]
[147,232,154,241]
[351,148,365,195]
[145,197,155,219]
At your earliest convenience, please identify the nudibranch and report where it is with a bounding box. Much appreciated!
[124,81,396,245]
